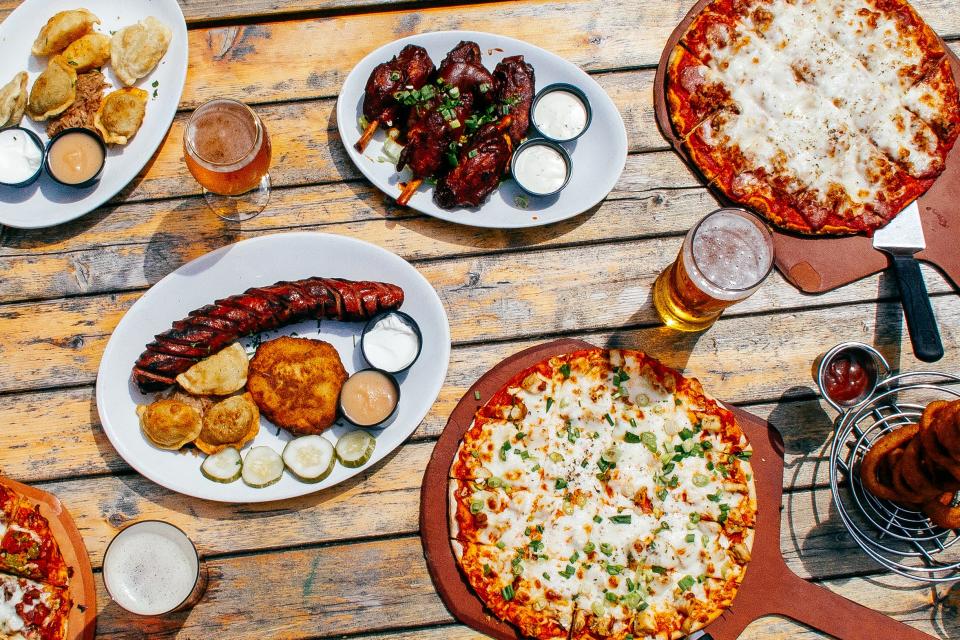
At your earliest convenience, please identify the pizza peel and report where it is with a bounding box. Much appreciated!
[652,0,960,294]
[0,476,97,640]
[419,338,935,640]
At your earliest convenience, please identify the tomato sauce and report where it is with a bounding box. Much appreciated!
[823,354,870,404]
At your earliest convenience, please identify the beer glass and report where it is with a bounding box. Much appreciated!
[102,521,208,616]
[184,98,272,222]
[653,207,774,332]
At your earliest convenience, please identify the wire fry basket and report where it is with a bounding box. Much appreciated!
[822,343,960,582]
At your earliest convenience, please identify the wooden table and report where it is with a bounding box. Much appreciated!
[1,0,959,638]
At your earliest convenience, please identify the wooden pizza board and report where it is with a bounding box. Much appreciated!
[0,477,96,640]
[652,0,960,294]
[419,338,935,640]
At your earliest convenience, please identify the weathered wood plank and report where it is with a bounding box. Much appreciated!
[89,534,951,639]
[0,230,955,395]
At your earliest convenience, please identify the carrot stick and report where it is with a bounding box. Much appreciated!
[354,120,380,152]
[397,179,423,206]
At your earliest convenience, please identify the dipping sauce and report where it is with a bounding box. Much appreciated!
[533,90,588,140]
[513,142,569,195]
[823,354,871,404]
[0,129,42,185]
[362,312,421,372]
[47,130,105,185]
[340,370,399,426]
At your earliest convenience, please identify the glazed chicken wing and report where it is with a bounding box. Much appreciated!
[355,44,434,151]
[437,41,495,104]
[493,55,535,144]
[434,122,512,209]
[398,91,474,180]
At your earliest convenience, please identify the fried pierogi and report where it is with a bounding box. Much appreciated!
[136,397,203,450]
[111,17,172,86]
[32,9,100,56]
[62,32,112,73]
[27,56,77,121]
[194,393,261,455]
[0,72,29,129]
[94,87,147,144]
[176,342,249,396]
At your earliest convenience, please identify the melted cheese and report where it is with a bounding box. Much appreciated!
[689,0,950,219]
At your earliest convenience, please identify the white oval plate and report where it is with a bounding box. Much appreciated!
[336,30,628,229]
[96,233,451,503]
[0,0,188,229]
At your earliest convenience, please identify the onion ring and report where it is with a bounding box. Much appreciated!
[919,402,960,482]
[923,491,960,529]
[860,425,919,503]
[897,438,943,501]
[933,402,960,462]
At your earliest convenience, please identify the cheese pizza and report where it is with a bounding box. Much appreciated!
[449,349,756,640]
[0,484,72,640]
[667,0,960,235]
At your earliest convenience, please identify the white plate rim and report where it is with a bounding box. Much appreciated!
[0,0,188,229]
[336,29,628,230]
[95,231,451,503]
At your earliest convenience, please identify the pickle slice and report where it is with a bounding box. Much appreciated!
[282,436,335,483]
[335,431,376,468]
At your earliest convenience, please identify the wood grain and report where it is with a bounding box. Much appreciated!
[88,534,952,639]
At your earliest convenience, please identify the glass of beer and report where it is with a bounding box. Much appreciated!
[184,98,272,222]
[102,521,208,616]
[653,207,774,332]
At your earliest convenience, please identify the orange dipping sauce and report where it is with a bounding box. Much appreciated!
[47,131,104,185]
[340,370,398,426]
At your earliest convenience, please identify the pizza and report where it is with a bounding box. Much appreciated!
[666,0,960,235]
[448,349,756,640]
[0,484,72,640]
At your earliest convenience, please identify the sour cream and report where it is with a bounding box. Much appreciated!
[0,129,42,185]
[512,143,568,195]
[362,312,421,373]
[533,90,588,140]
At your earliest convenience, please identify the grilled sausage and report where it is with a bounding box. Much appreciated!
[132,277,404,392]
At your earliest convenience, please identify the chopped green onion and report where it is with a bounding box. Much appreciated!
[545,397,554,412]
[559,363,571,378]
[502,584,515,600]
[487,477,504,488]
[470,499,484,514]
[678,575,695,591]
[449,118,461,129]
[651,565,666,575]
[593,515,602,524]
[600,543,614,556]
[605,591,619,603]
[606,564,623,575]
[685,533,696,543]
[692,473,709,487]
[555,478,568,490]
[604,414,614,426]
[474,391,481,400]
[389,71,401,81]
[559,564,576,578]
[640,432,658,453]
[478,82,490,93]
[679,428,694,440]
[624,432,641,444]
[548,452,564,463]
[583,541,596,554]
[610,515,632,524]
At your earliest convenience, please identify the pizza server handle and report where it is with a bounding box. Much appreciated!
[891,254,943,363]
[697,567,936,640]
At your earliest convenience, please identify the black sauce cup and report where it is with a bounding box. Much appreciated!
[510,139,573,198]
[44,127,106,188]
[360,310,423,374]
[338,368,402,429]
[529,82,593,143]
[0,127,45,188]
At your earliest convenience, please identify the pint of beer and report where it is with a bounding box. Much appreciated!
[653,208,773,332]
[184,98,272,221]
[102,521,207,616]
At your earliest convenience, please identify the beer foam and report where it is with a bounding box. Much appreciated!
[686,212,772,298]
[103,525,198,615]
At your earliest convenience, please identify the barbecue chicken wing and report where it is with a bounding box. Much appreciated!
[434,122,512,208]
[361,44,434,126]
[493,55,535,144]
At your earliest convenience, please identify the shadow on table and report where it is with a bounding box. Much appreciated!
[96,596,194,638]
[932,581,960,639]
[874,270,905,374]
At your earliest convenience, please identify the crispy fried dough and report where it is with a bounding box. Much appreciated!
[924,492,960,529]
[111,17,171,86]
[136,398,202,450]
[0,72,28,129]
[94,87,147,145]
[919,401,960,481]
[176,342,248,396]
[247,337,347,436]
[860,425,918,503]
[32,9,99,56]
[27,56,77,121]
[62,32,111,73]
[194,392,260,455]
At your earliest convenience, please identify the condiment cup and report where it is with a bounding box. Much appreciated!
[529,82,593,143]
[510,139,572,198]
[0,127,45,188]
[360,310,423,374]
[44,127,107,188]
[338,368,402,429]
[814,342,889,410]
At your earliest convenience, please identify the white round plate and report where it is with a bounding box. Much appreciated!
[96,233,451,503]
[0,0,188,229]
[336,30,627,229]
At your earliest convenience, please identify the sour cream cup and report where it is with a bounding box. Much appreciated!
[44,127,106,188]
[530,83,593,143]
[510,139,572,198]
[0,127,44,187]
[360,310,423,374]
